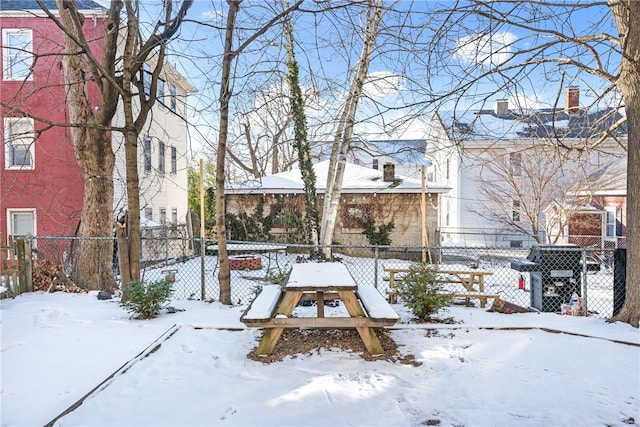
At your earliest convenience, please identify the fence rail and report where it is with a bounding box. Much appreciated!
[1,234,33,297]
[7,235,627,320]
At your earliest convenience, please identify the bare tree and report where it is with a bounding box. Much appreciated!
[41,0,192,289]
[472,146,600,243]
[215,0,303,304]
[415,0,639,326]
[319,0,384,252]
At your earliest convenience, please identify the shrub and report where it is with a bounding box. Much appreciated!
[120,280,173,319]
[396,264,453,319]
[266,266,289,285]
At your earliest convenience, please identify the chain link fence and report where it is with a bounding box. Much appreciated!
[24,236,625,320]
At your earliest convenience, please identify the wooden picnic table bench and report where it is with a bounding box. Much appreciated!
[241,262,399,356]
[383,267,498,308]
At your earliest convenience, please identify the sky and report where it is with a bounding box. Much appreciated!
[1,260,639,426]
[85,1,624,167]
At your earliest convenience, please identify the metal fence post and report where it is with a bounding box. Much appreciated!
[581,248,588,314]
[374,246,379,289]
[200,237,206,300]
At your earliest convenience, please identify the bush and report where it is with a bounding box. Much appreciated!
[266,266,289,285]
[396,264,453,319]
[120,280,173,319]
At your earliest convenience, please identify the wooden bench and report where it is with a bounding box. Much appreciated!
[240,285,283,325]
[356,286,400,325]
[384,267,496,308]
[444,292,501,308]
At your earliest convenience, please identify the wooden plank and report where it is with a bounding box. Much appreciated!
[339,291,366,317]
[240,285,283,322]
[356,326,385,355]
[245,317,396,328]
[356,286,400,323]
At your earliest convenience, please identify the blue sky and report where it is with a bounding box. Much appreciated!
[151,1,622,152]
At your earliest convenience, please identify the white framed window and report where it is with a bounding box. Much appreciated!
[7,209,35,238]
[143,135,152,173]
[510,152,522,176]
[159,208,166,225]
[144,207,153,221]
[158,78,165,109]
[143,63,152,98]
[170,146,177,174]
[4,117,35,169]
[171,208,178,225]
[605,206,621,237]
[512,199,521,222]
[2,29,33,81]
[158,140,165,174]
[169,83,177,112]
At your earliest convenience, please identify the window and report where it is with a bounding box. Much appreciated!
[143,63,152,98]
[512,200,521,222]
[270,204,297,229]
[171,208,178,225]
[605,207,622,237]
[342,204,370,228]
[158,141,165,174]
[157,78,165,109]
[170,146,177,174]
[4,118,34,169]
[145,207,153,221]
[159,208,166,225]
[3,29,32,80]
[445,157,450,180]
[7,209,35,237]
[169,83,177,112]
[143,136,152,173]
[372,159,379,170]
[510,152,522,176]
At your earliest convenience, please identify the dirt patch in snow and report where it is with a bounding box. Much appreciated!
[248,328,420,365]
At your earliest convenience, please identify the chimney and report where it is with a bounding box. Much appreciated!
[383,163,395,182]
[494,99,509,116]
[565,86,580,114]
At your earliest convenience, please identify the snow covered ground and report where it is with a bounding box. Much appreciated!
[1,289,638,426]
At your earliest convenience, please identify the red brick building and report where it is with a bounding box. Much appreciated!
[1,1,106,238]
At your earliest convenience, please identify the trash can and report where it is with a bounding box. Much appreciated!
[511,244,585,312]
[613,248,626,316]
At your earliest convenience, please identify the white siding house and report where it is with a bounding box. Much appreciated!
[112,60,196,239]
[426,88,627,247]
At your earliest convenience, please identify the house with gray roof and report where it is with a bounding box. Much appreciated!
[426,87,627,247]
[221,160,450,248]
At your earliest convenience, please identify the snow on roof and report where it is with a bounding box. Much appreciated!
[437,107,626,142]
[225,160,450,195]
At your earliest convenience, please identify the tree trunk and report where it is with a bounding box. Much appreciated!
[70,128,116,291]
[320,0,383,254]
[609,0,640,327]
[57,0,116,291]
[215,0,241,305]
[284,13,320,252]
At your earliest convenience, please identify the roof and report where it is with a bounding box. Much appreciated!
[311,138,430,168]
[224,160,450,195]
[0,0,104,11]
[587,157,627,195]
[437,107,627,142]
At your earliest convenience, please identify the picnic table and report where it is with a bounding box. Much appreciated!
[206,243,287,272]
[241,262,399,356]
[384,266,498,307]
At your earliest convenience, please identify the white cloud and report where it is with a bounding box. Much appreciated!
[455,31,517,67]
[202,10,223,21]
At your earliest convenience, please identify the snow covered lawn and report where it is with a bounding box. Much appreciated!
[1,291,638,426]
